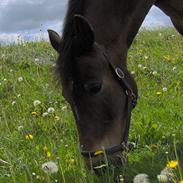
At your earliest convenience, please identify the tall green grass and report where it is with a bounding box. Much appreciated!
[0,28,182,182]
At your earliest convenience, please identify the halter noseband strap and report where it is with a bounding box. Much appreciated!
[81,60,138,158]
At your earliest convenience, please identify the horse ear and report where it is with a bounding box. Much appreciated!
[48,29,61,52]
[73,15,95,53]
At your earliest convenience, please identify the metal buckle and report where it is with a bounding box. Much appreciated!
[115,67,125,79]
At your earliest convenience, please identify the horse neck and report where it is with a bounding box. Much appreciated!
[84,0,155,66]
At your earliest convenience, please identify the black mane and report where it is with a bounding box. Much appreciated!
[57,0,85,84]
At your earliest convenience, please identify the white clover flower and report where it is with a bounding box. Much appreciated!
[18,77,23,82]
[47,107,55,113]
[172,66,177,72]
[12,101,16,106]
[41,161,58,174]
[33,100,41,107]
[61,106,67,111]
[32,172,36,176]
[138,64,142,68]
[17,94,21,98]
[144,56,148,60]
[42,112,49,117]
[157,174,169,183]
[162,87,168,92]
[152,71,157,75]
[133,174,150,183]
[1,54,5,58]
[17,125,24,131]
[35,58,40,62]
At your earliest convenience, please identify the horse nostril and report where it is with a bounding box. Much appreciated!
[84,82,102,95]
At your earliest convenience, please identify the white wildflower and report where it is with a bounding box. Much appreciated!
[17,125,24,131]
[2,54,5,58]
[4,78,7,81]
[144,56,148,60]
[138,64,142,68]
[47,107,55,113]
[152,71,157,75]
[42,112,49,117]
[17,94,21,97]
[61,106,67,111]
[131,71,135,75]
[32,172,36,176]
[172,66,177,72]
[41,161,58,174]
[18,77,23,82]
[157,174,169,183]
[12,101,16,106]
[33,100,41,107]
[10,69,13,73]
[143,66,147,70]
[162,87,168,92]
[160,167,175,181]
[35,58,39,62]
[133,174,150,183]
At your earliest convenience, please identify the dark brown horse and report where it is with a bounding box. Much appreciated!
[48,0,183,170]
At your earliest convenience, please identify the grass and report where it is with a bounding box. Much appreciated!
[0,28,182,183]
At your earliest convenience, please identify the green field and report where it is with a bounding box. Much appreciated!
[0,28,183,183]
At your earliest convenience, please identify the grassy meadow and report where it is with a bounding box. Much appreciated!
[0,28,183,183]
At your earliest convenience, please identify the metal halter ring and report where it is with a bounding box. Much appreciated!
[115,67,125,79]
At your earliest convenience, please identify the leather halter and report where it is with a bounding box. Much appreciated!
[81,54,138,158]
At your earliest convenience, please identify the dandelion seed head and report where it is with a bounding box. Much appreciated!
[42,112,49,117]
[18,77,23,82]
[17,125,24,131]
[152,71,157,75]
[157,174,169,182]
[32,172,36,176]
[47,107,55,113]
[33,100,41,107]
[162,87,168,92]
[41,161,58,174]
[138,64,142,68]
[12,101,16,106]
[133,174,150,183]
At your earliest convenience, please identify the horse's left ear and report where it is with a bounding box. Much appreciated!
[48,29,61,52]
[73,15,95,53]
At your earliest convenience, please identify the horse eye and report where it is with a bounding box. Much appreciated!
[84,82,102,95]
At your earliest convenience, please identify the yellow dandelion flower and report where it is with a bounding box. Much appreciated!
[25,134,33,140]
[94,150,104,156]
[47,151,52,158]
[156,91,162,96]
[166,160,178,168]
[31,111,38,116]
[179,180,183,183]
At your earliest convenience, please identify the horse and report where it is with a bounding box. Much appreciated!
[48,0,183,171]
